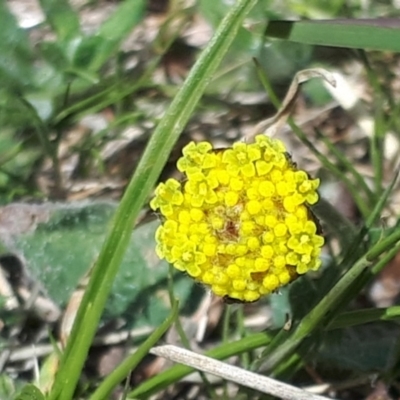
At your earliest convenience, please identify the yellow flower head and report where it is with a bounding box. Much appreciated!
[150,135,324,302]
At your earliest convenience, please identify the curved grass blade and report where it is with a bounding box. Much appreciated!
[89,299,179,400]
[73,0,145,71]
[48,1,257,399]
[265,19,400,52]
[38,0,81,42]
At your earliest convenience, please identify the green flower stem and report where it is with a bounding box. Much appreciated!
[254,188,400,372]
[328,306,400,330]
[49,1,256,399]
[129,303,400,399]
[271,287,400,375]
[371,122,385,197]
[253,57,280,109]
[128,331,272,399]
[315,128,375,205]
[272,353,302,379]
[253,58,400,374]
[359,51,386,197]
[89,299,179,400]
[365,168,399,230]
[370,239,400,274]
[18,98,64,195]
[255,255,369,371]
[222,305,233,344]
[290,122,370,218]
[331,169,400,290]
[313,177,400,325]
[166,268,216,399]
[388,100,400,136]
[299,238,400,332]
[237,306,250,369]
[335,168,400,278]
[167,267,191,349]
[367,228,400,261]
[256,238,400,372]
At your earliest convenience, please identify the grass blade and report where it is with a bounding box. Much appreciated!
[89,299,179,400]
[38,0,81,41]
[0,2,33,90]
[328,306,400,330]
[73,0,145,71]
[48,1,257,399]
[265,19,400,52]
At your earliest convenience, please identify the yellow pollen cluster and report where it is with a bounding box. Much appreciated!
[150,135,324,302]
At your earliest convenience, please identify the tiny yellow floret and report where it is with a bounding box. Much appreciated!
[150,135,324,302]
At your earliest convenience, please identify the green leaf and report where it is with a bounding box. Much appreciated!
[328,307,400,331]
[8,202,194,325]
[317,323,400,372]
[265,19,400,52]
[73,0,145,71]
[257,40,313,84]
[0,375,16,400]
[0,3,34,90]
[98,0,145,42]
[90,300,179,400]
[48,1,257,398]
[15,384,45,400]
[38,0,81,42]
[12,202,118,306]
[0,128,41,197]
[38,42,70,71]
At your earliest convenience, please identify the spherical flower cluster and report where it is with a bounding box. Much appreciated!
[150,135,324,302]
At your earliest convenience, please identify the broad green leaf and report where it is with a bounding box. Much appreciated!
[257,40,313,84]
[71,36,103,70]
[0,375,16,400]
[73,0,145,71]
[98,0,145,42]
[6,202,195,326]
[317,323,400,371]
[38,0,81,42]
[38,42,70,71]
[265,19,400,52]
[15,384,45,400]
[0,3,34,90]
